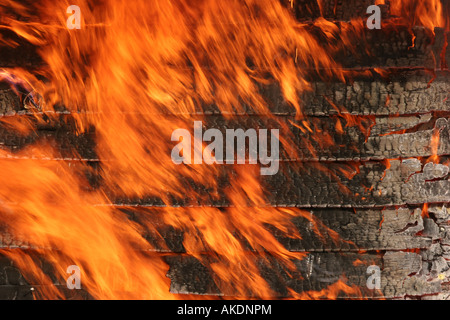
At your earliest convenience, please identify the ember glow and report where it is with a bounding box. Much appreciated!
[0,0,447,300]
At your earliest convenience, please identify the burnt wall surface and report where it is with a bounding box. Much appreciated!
[0,0,449,300]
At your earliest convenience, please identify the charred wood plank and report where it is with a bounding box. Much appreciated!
[0,214,447,299]
[0,253,90,299]
[281,0,391,22]
[0,249,442,299]
[0,30,42,69]
[1,108,449,162]
[314,25,445,70]
[0,157,435,208]
[179,115,450,161]
[271,207,435,252]
[133,206,434,253]
[0,86,22,116]
[0,122,97,161]
[1,70,449,117]
[293,71,450,116]
[2,70,448,118]
[165,251,442,298]
[0,139,447,207]
[0,20,444,69]
[103,158,450,208]
[211,70,449,116]
[0,205,439,253]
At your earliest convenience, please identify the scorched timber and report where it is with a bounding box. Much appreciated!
[165,251,442,299]
[0,253,95,299]
[281,0,391,22]
[1,109,450,162]
[197,70,450,116]
[309,25,446,70]
[0,205,443,253]
[0,24,447,71]
[129,206,438,253]
[1,70,448,117]
[0,157,444,208]
[103,158,450,208]
[175,115,450,161]
[0,250,441,299]
[277,71,450,116]
[0,250,443,299]
[1,204,450,299]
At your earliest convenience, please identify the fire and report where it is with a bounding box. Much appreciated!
[0,0,447,300]
[389,0,448,66]
[422,203,429,219]
[0,0,352,299]
[427,125,441,164]
[288,280,363,300]
[389,0,447,31]
[0,146,173,299]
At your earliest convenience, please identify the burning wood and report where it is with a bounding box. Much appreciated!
[0,0,448,301]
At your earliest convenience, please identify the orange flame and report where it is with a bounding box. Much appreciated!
[0,0,444,300]
[288,279,363,300]
[0,0,360,299]
[389,0,448,31]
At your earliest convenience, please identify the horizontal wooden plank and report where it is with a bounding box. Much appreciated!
[0,15,445,70]
[136,206,437,253]
[0,253,90,299]
[1,101,449,162]
[203,70,449,116]
[2,70,449,118]
[296,24,445,70]
[164,115,450,161]
[0,118,97,161]
[293,70,450,116]
[165,251,442,298]
[0,203,447,299]
[0,248,443,299]
[0,135,448,208]
[281,0,391,22]
[0,205,443,253]
[0,32,42,69]
[97,158,450,207]
[0,156,447,208]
